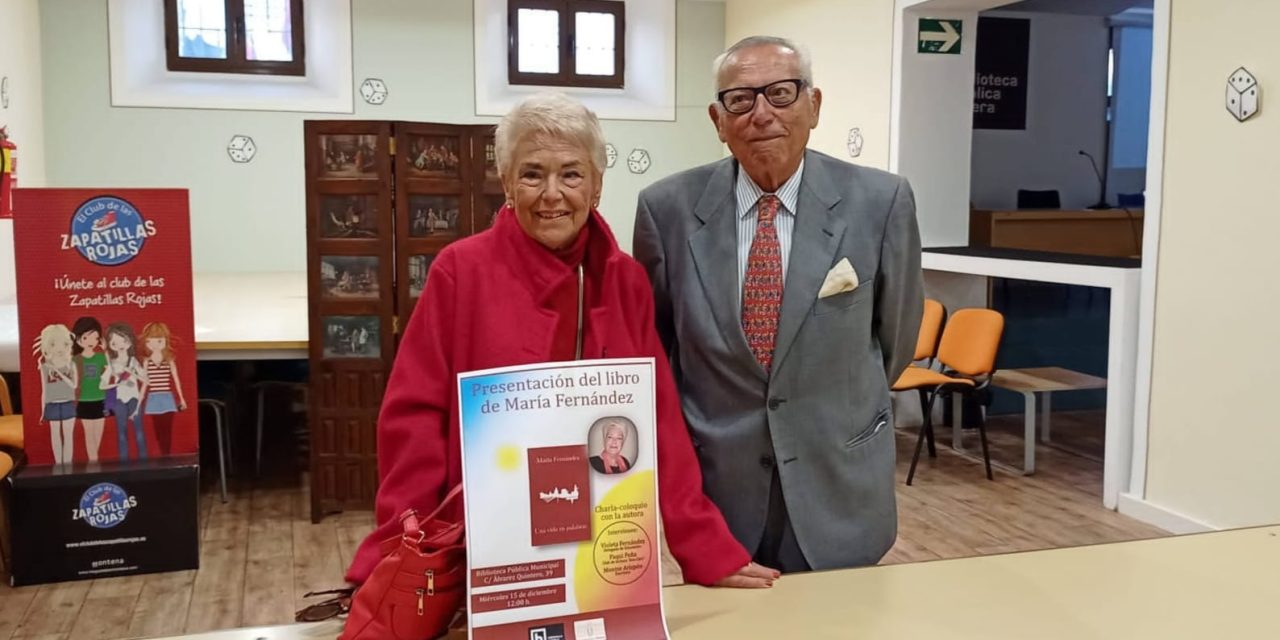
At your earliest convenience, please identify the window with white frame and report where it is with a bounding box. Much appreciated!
[475,0,674,121]
[108,0,352,113]
[164,0,306,76]
[508,0,625,89]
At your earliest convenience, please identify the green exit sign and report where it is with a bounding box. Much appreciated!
[918,18,962,54]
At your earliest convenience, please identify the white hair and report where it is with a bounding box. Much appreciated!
[494,92,607,179]
[604,421,627,440]
[712,35,815,97]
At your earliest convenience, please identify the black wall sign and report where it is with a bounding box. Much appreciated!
[974,17,1030,130]
[7,457,200,586]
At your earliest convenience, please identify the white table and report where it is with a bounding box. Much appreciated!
[922,249,1141,510]
[0,272,308,372]
[990,367,1109,474]
[190,272,309,360]
[150,526,1280,639]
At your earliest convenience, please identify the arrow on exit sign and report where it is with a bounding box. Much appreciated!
[919,19,962,54]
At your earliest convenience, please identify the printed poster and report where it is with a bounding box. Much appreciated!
[14,189,197,466]
[460,359,668,640]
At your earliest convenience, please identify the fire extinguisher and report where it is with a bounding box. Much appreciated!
[0,126,15,218]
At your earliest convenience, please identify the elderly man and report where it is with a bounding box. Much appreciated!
[634,36,923,573]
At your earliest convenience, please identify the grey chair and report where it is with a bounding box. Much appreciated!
[1016,189,1061,209]
[1117,192,1145,208]
[253,381,309,477]
[198,398,232,503]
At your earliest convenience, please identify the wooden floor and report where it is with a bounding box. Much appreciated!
[0,472,376,640]
[0,410,1167,639]
[881,410,1167,564]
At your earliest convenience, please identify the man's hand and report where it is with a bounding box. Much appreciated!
[713,562,780,589]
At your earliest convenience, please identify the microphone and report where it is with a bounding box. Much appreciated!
[1078,150,1111,210]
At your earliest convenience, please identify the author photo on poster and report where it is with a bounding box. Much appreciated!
[588,416,638,475]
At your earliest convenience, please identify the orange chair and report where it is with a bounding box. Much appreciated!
[0,375,21,450]
[0,373,11,414]
[894,308,1005,485]
[892,299,946,458]
[910,299,947,366]
[0,374,20,573]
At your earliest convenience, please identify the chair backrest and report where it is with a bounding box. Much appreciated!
[1016,189,1061,209]
[913,299,946,361]
[936,309,1005,378]
[0,374,12,416]
[1117,192,1145,208]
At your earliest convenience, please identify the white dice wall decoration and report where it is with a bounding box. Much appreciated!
[605,143,618,169]
[360,78,389,105]
[627,148,651,174]
[227,135,257,163]
[1226,68,1260,122]
[847,127,864,158]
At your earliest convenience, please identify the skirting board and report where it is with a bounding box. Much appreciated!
[1118,493,1217,534]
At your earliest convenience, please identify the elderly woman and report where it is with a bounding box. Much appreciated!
[590,419,631,474]
[346,93,777,589]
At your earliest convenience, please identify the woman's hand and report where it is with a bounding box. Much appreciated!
[712,562,780,589]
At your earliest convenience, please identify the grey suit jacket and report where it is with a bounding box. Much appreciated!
[633,149,923,570]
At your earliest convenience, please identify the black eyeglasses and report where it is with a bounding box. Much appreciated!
[717,79,807,115]
[294,588,354,622]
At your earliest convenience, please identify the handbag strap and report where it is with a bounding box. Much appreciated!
[398,484,464,541]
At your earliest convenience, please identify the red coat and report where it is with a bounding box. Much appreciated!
[346,207,750,586]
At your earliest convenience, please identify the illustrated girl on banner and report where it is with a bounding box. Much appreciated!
[71,316,108,462]
[36,324,77,464]
[102,322,148,460]
[140,322,187,456]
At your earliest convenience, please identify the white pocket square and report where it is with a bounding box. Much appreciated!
[819,258,859,299]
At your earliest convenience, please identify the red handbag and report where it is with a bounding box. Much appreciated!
[340,485,467,640]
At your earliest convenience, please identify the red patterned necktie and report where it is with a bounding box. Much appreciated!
[742,195,783,373]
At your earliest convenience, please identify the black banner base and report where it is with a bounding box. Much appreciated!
[5,456,200,586]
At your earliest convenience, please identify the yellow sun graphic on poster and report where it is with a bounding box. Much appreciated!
[496,444,522,471]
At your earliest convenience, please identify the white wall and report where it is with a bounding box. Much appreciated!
[895,6,982,247]
[725,0,984,247]
[969,11,1111,211]
[0,0,46,300]
[607,0,728,251]
[724,0,896,170]
[34,0,725,272]
[1143,0,1280,529]
[727,0,1037,248]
